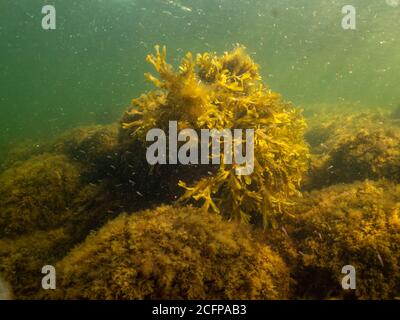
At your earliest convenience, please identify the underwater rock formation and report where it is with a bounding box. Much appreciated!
[0,157,143,299]
[304,110,400,189]
[292,180,400,299]
[0,147,134,238]
[53,124,120,181]
[1,124,120,178]
[0,153,83,237]
[0,140,50,173]
[0,152,131,299]
[306,128,400,188]
[47,205,290,300]
[327,129,400,183]
[0,228,71,299]
[2,45,398,301]
[305,110,390,155]
[120,45,309,227]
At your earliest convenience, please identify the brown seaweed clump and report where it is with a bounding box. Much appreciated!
[292,180,400,299]
[46,206,290,300]
[120,45,309,227]
[0,153,83,237]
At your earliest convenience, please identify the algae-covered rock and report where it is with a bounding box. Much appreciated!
[68,180,151,241]
[54,124,119,162]
[52,124,120,180]
[292,180,400,299]
[0,179,139,300]
[304,110,400,189]
[0,151,130,239]
[304,109,390,154]
[0,228,71,299]
[47,205,290,300]
[0,140,51,173]
[0,153,83,237]
[328,129,400,182]
[305,128,400,189]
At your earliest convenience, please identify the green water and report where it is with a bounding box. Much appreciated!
[1,0,399,149]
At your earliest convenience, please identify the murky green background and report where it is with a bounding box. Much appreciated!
[1,0,399,149]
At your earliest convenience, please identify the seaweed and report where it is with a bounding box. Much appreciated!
[2,44,399,301]
[291,180,400,299]
[304,110,390,154]
[0,228,71,299]
[52,124,120,181]
[0,157,142,299]
[0,153,83,237]
[305,128,400,189]
[120,45,310,227]
[0,140,52,173]
[44,205,290,300]
[303,110,400,189]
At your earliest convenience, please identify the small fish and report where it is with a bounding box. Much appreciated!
[180,5,192,12]
[320,143,329,150]
[136,191,144,197]
[166,0,192,12]
[377,252,384,267]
